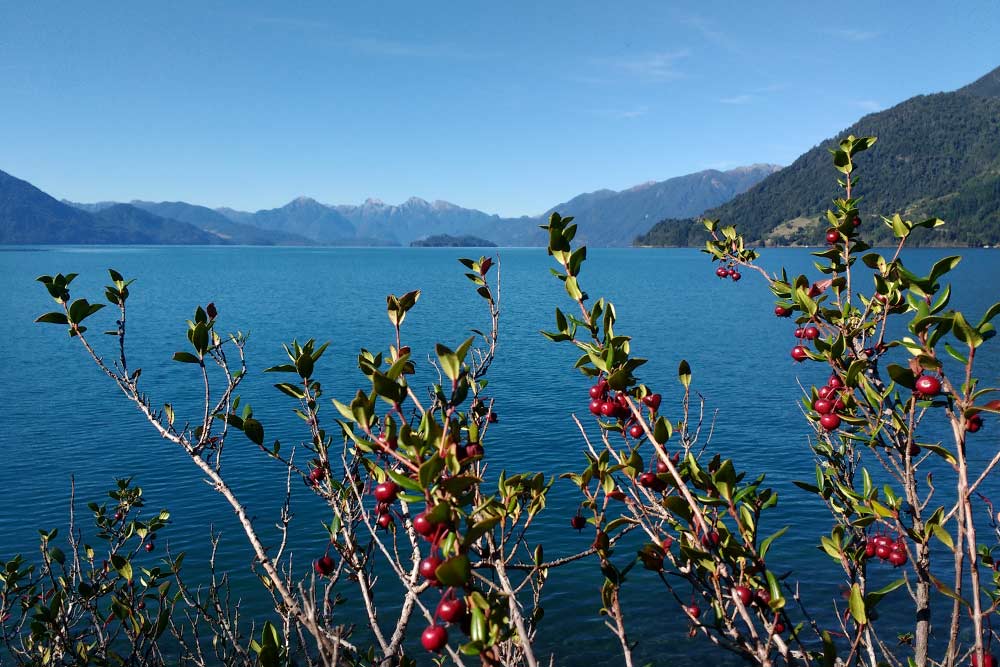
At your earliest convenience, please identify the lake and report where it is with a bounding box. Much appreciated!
[2,246,998,665]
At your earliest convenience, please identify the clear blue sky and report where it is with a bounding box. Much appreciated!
[2,2,998,216]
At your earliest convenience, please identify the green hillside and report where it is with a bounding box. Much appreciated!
[636,65,1000,247]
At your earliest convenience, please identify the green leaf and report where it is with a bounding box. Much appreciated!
[419,454,446,490]
[35,312,69,325]
[435,554,471,587]
[677,359,691,389]
[243,418,264,446]
[435,343,461,382]
[848,583,867,624]
[172,351,201,364]
[110,554,133,581]
[759,526,788,560]
[295,353,314,379]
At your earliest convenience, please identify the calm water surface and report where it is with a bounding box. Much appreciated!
[2,246,998,665]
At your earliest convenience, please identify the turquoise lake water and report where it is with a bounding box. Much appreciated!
[2,246,998,665]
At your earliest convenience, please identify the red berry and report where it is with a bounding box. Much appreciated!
[914,375,941,397]
[437,597,467,624]
[755,589,772,606]
[571,515,586,530]
[968,414,984,433]
[314,555,335,576]
[373,482,399,504]
[972,653,997,667]
[791,346,809,362]
[589,399,602,415]
[656,459,669,474]
[825,229,840,244]
[701,531,721,548]
[793,327,804,338]
[641,393,662,412]
[638,472,656,488]
[774,306,792,317]
[731,271,742,282]
[488,412,499,423]
[888,548,907,567]
[628,423,644,439]
[827,374,844,389]
[864,541,877,558]
[813,398,833,415]
[600,401,617,418]
[733,586,752,606]
[412,512,435,537]
[817,386,833,399]
[589,383,607,399]
[802,326,820,340]
[773,620,786,634]
[465,443,484,458]
[875,544,891,560]
[419,556,442,583]
[852,217,862,227]
[820,413,841,431]
[309,467,326,482]
[144,542,155,552]
[684,604,701,619]
[716,266,728,278]
[662,536,674,549]
[377,512,393,529]
[421,625,448,652]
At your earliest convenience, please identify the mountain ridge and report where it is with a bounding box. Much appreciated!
[636,65,1000,248]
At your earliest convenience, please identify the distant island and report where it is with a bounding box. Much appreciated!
[410,234,497,248]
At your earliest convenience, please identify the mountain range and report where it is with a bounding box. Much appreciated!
[636,64,1000,247]
[1,163,779,247]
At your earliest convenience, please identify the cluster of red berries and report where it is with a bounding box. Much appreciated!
[790,322,821,362]
[373,481,400,529]
[715,265,742,282]
[421,593,468,652]
[864,534,908,567]
[811,374,848,431]
[587,379,661,436]
[732,586,785,632]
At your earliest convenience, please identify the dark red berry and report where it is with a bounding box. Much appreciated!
[802,326,820,340]
[864,541,877,558]
[825,229,840,244]
[419,556,442,583]
[716,266,728,278]
[914,375,941,397]
[774,305,792,317]
[373,482,399,504]
[731,271,742,282]
[488,412,499,423]
[314,555,335,576]
[589,399,602,415]
[733,586,752,606]
[589,383,607,399]
[600,401,617,417]
[641,393,662,412]
[793,327,804,338]
[875,544,891,560]
[773,620,786,634]
[813,398,833,415]
[571,515,586,530]
[684,604,701,619]
[437,597,466,624]
[827,374,844,389]
[206,302,217,319]
[791,346,809,362]
[638,472,657,488]
[888,549,907,567]
[144,542,154,552]
[820,413,841,431]
[421,625,448,652]
[628,423,644,439]
[852,217,862,227]
[377,512,393,529]
[755,589,772,606]
[309,467,326,483]
[413,512,435,537]
[968,414,984,433]
[817,386,833,399]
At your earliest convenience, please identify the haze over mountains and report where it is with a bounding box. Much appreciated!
[0,164,779,246]
[637,64,1000,247]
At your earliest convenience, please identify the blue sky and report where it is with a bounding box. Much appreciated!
[2,2,998,216]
